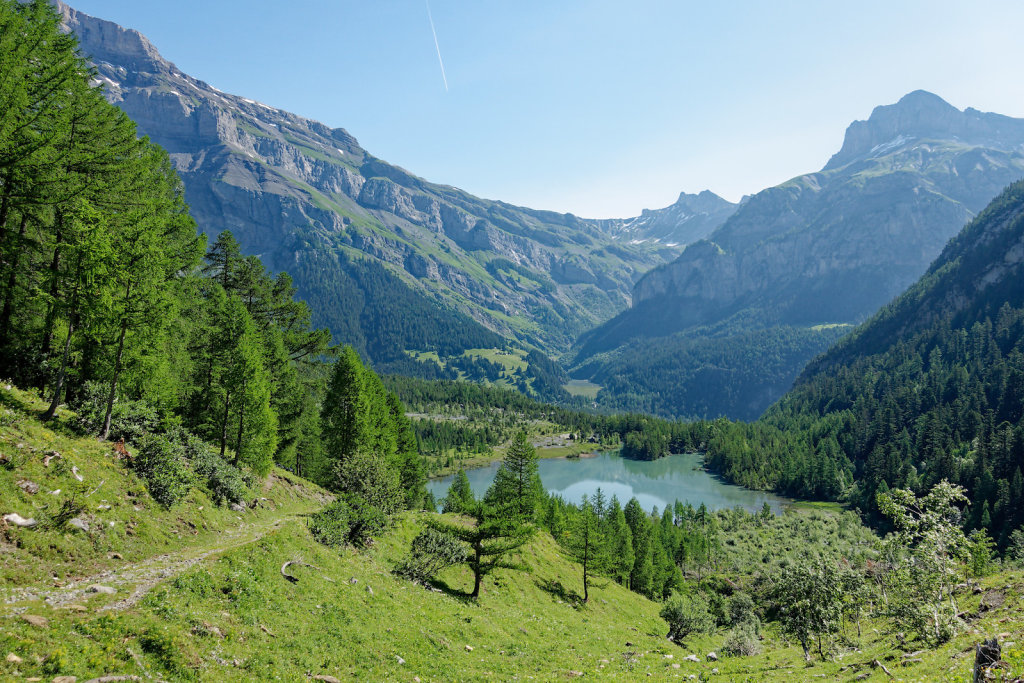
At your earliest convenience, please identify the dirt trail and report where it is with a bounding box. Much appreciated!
[2,512,301,613]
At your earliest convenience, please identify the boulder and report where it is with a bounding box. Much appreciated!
[3,513,38,528]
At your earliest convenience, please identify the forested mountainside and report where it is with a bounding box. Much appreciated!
[56,2,733,384]
[574,91,1024,420]
[706,180,1024,545]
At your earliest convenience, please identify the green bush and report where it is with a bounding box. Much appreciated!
[133,434,193,507]
[309,494,388,549]
[309,498,352,548]
[72,381,158,443]
[728,592,758,628]
[165,426,247,505]
[659,593,715,643]
[395,527,468,584]
[722,620,762,657]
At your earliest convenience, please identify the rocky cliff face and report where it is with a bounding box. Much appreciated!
[57,2,690,355]
[632,92,1024,325]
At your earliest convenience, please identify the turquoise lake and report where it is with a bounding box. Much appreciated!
[427,451,791,513]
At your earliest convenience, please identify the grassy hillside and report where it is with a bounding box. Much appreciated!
[0,385,329,586]
[3,385,1024,681]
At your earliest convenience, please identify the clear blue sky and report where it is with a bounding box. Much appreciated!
[69,0,1024,218]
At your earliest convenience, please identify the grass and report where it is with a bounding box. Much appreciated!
[809,323,854,332]
[564,379,602,399]
[6,504,1022,681]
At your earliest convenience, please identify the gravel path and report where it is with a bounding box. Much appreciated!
[2,514,297,612]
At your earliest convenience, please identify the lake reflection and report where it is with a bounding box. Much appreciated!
[427,451,790,513]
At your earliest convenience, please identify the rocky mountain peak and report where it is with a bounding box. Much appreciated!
[825,90,1024,170]
[54,1,164,75]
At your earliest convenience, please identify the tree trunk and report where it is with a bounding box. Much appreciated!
[219,391,231,457]
[99,317,128,440]
[0,213,28,347]
[43,314,75,421]
[471,539,483,598]
[39,216,64,367]
[0,172,12,234]
[234,392,246,465]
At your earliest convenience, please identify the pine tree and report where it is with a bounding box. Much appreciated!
[624,497,654,596]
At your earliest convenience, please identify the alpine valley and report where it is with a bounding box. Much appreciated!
[61,5,1024,419]
[6,2,1024,682]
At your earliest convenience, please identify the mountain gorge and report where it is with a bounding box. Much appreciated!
[58,2,731,391]
[574,91,1024,420]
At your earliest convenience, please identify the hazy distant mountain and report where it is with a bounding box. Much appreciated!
[593,190,738,246]
[57,2,697,376]
[573,91,1024,420]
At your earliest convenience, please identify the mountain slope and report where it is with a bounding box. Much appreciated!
[57,2,692,373]
[707,180,1024,542]
[574,91,1024,420]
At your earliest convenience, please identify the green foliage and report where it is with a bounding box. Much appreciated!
[165,426,248,506]
[71,381,159,443]
[428,500,534,599]
[309,494,390,549]
[563,497,609,602]
[722,619,763,657]
[485,431,543,518]
[308,498,353,548]
[659,593,715,643]
[877,481,970,645]
[969,529,998,577]
[394,527,468,584]
[443,469,474,513]
[133,434,194,507]
[578,323,846,421]
[0,2,334,496]
[772,558,844,661]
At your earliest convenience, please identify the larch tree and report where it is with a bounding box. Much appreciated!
[565,497,608,602]
[485,431,543,518]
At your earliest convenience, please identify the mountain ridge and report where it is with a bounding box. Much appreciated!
[57,1,730,372]
[572,91,1024,420]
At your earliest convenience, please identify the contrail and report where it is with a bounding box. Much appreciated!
[425,0,448,92]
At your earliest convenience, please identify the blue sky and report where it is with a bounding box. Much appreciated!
[69,0,1024,218]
